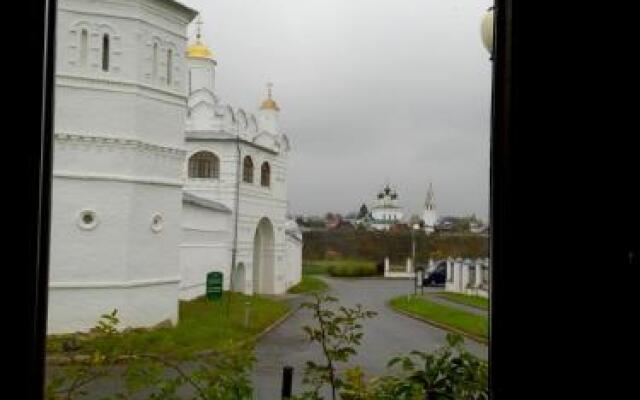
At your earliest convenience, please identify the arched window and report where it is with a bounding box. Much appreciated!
[260,162,271,187]
[243,156,254,183]
[188,151,219,179]
[102,34,110,71]
[80,29,88,67]
[166,48,173,85]
[152,43,158,81]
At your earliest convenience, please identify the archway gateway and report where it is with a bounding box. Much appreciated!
[252,217,275,294]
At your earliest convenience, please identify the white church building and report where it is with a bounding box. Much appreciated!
[48,0,302,334]
[370,184,404,231]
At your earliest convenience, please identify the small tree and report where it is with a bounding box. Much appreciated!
[297,294,377,400]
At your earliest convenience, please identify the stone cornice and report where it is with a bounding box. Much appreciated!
[55,132,186,156]
[56,74,187,105]
[54,171,184,188]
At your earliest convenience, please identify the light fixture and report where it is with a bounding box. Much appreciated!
[481,6,494,58]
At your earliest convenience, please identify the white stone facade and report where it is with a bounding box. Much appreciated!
[48,0,302,334]
[179,44,297,298]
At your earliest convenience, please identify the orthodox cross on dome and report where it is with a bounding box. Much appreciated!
[267,82,274,99]
[195,15,204,41]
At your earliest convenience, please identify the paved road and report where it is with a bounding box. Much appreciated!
[251,277,488,399]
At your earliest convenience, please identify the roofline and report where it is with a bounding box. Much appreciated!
[186,133,279,155]
[165,0,198,19]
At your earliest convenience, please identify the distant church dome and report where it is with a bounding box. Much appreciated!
[187,42,213,59]
[260,98,280,111]
[260,82,280,111]
[187,15,214,60]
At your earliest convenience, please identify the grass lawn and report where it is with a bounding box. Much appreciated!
[437,292,489,310]
[287,275,329,294]
[389,295,488,341]
[47,292,290,358]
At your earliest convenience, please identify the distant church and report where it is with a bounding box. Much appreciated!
[423,183,438,234]
[370,184,404,230]
[364,183,438,233]
[48,0,302,334]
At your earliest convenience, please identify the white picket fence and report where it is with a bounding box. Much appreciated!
[444,257,490,298]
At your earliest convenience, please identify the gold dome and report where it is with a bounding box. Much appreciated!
[260,82,280,111]
[187,15,214,59]
[260,98,280,111]
[187,41,213,59]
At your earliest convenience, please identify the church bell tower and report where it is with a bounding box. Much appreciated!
[423,183,438,234]
[258,82,281,134]
[186,15,216,95]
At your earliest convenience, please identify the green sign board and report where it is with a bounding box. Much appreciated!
[206,271,223,301]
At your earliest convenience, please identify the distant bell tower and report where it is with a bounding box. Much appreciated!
[258,82,281,134]
[185,15,219,131]
[423,183,438,234]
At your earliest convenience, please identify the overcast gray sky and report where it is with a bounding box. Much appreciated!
[184,0,492,221]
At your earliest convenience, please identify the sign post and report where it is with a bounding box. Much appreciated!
[206,271,223,302]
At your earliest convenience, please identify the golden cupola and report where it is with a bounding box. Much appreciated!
[260,82,280,111]
[186,16,214,60]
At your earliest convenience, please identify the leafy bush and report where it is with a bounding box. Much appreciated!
[386,334,489,399]
[328,261,378,277]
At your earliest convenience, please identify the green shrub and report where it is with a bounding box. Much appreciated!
[327,260,378,277]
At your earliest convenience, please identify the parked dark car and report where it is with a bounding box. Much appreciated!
[422,262,447,286]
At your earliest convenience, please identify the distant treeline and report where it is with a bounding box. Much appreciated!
[302,230,488,262]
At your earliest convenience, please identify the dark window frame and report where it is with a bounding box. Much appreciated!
[102,33,110,72]
[260,161,271,187]
[188,151,220,179]
[243,155,254,183]
[80,28,88,67]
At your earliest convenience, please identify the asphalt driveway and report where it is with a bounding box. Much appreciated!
[251,277,488,399]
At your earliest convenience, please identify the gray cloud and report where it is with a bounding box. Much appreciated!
[185,0,492,221]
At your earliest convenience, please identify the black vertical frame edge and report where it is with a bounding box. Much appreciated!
[489,0,511,398]
[28,0,57,398]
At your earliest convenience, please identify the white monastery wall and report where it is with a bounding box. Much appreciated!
[48,0,196,334]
